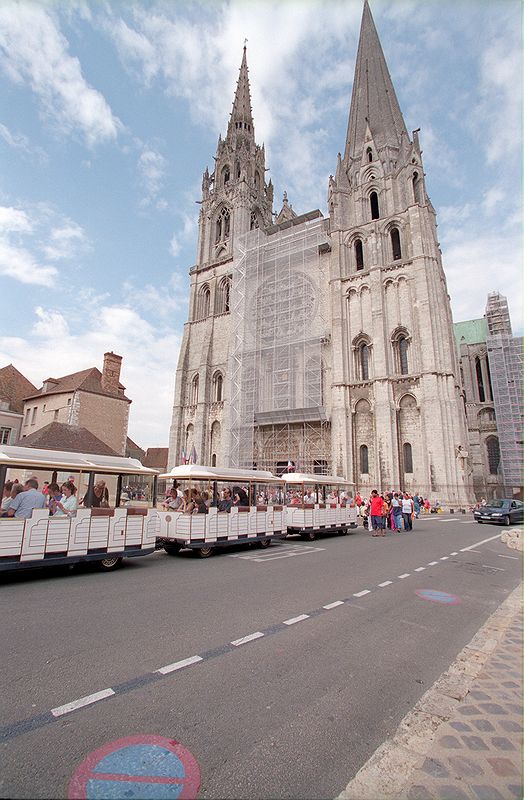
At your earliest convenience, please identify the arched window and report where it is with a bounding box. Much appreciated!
[399,336,409,375]
[391,227,402,260]
[215,207,231,248]
[197,284,210,319]
[412,171,421,204]
[366,147,373,163]
[190,374,199,406]
[486,437,500,475]
[360,444,369,474]
[185,423,193,452]
[235,160,241,179]
[222,166,230,186]
[476,356,485,402]
[355,239,364,270]
[250,211,259,230]
[370,191,379,220]
[213,372,223,402]
[403,442,413,473]
[215,276,231,314]
[359,343,369,381]
[211,453,217,467]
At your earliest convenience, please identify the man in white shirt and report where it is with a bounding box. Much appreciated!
[401,493,414,531]
[7,478,46,519]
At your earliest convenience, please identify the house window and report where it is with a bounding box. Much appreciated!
[24,407,30,424]
[359,444,369,474]
[355,239,364,270]
[31,407,37,424]
[486,437,500,475]
[0,427,11,445]
[403,442,413,473]
[54,410,59,420]
[370,191,379,220]
[359,343,370,381]
[391,227,402,260]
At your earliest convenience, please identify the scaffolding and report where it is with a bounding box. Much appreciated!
[485,292,523,496]
[228,215,331,473]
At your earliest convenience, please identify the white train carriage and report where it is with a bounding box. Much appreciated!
[157,464,286,557]
[283,472,358,541]
[0,445,159,572]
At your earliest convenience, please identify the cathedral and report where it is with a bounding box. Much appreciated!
[168,0,472,504]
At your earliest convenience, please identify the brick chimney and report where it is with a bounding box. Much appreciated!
[101,352,122,395]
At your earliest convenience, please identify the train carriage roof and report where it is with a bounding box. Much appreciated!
[0,445,158,476]
[282,472,354,487]
[159,464,283,484]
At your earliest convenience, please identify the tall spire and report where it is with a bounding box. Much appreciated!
[227,45,254,139]
[344,0,409,162]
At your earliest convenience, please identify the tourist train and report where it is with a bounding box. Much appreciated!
[0,446,358,572]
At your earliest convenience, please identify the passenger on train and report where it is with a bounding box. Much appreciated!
[6,478,46,518]
[53,481,78,517]
[218,487,233,512]
[232,486,249,507]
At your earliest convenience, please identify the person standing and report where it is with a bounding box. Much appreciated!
[391,492,402,532]
[402,493,414,531]
[370,490,384,536]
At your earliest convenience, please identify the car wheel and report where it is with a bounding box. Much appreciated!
[196,545,214,558]
[258,538,271,548]
[164,543,181,556]
[98,556,123,571]
[504,515,511,526]
[477,519,483,524]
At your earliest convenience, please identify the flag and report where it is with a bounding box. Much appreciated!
[190,445,198,464]
[286,460,295,473]
[180,446,187,464]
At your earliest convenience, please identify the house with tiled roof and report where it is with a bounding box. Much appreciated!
[17,422,118,456]
[143,447,168,471]
[21,353,131,456]
[0,364,38,445]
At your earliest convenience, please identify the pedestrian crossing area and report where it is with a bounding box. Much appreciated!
[228,542,325,562]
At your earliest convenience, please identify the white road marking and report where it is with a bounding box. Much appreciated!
[353,589,370,597]
[231,632,264,646]
[440,556,449,560]
[229,543,325,562]
[157,655,203,675]
[466,549,481,553]
[51,689,115,717]
[378,580,392,587]
[283,614,310,625]
[427,561,439,566]
[460,533,503,552]
[414,567,425,572]
[323,600,344,609]
[459,520,475,524]
[498,554,519,560]
[398,573,410,579]
[482,564,505,572]
[450,552,458,555]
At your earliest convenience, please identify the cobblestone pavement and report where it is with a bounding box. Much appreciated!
[338,586,523,800]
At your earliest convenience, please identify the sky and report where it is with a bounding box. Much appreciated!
[0,0,521,448]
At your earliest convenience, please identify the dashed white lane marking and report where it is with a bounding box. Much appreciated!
[466,549,482,553]
[414,567,425,572]
[378,580,393,587]
[323,600,344,609]
[51,689,115,718]
[427,561,439,566]
[459,520,475,524]
[460,533,503,552]
[498,554,519,560]
[440,556,449,560]
[482,564,505,572]
[450,552,458,555]
[231,632,264,646]
[228,543,325,562]
[283,614,309,625]
[353,589,370,597]
[157,655,203,675]
[398,573,410,579]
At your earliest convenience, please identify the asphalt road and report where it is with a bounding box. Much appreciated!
[1,514,521,799]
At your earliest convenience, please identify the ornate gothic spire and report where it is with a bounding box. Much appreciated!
[227,45,255,140]
[344,0,409,162]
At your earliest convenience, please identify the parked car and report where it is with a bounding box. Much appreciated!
[473,499,524,526]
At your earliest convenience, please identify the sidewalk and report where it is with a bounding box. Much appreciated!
[338,585,523,800]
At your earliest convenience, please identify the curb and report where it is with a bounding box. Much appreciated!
[336,584,523,800]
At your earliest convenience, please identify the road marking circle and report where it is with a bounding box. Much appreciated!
[415,589,461,605]
[68,734,201,799]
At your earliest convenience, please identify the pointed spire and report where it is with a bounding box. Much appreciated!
[275,191,297,225]
[344,0,409,162]
[227,45,255,139]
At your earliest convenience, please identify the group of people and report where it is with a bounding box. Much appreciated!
[354,490,425,535]
[162,484,250,514]
[1,476,111,519]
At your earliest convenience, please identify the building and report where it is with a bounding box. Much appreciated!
[168,1,472,503]
[0,364,38,446]
[17,421,119,456]
[456,292,523,500]
[21,352,131,456]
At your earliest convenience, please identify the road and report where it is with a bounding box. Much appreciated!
[0,514,521,799]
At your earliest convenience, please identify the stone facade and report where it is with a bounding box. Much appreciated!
[168,1,472,504]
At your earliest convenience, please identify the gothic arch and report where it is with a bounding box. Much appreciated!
[212,204,232,256]
[485,436,500,475]
[215,275,231,314]
[212,372,223,402]
[398,393,417,410]
[353,334,372,381]
[197,284,211,319]
[221,165,231,186]
[392,327,411,375]
[189,374,199,406]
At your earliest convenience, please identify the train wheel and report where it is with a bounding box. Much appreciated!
[197,546,214,558]
[258,538,271,548]
[164,543,181,556]
[303,530,316,541]
[98,556,123,572]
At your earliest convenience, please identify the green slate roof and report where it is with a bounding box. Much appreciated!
[454,318,487,348]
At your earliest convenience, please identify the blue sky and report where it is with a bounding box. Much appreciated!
[0,0,521,447]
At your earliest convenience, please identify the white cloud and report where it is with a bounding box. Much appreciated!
[0,122,47,161]
[0,237,57,285]
[137,146,167,206]
[0,4,121,146]
[41,221,89,261]
[0,206,33,233]
[0,302,181,447]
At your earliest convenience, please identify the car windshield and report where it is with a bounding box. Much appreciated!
[488,500,506,508]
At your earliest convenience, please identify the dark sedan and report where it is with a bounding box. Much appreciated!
[474,499,524,526]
